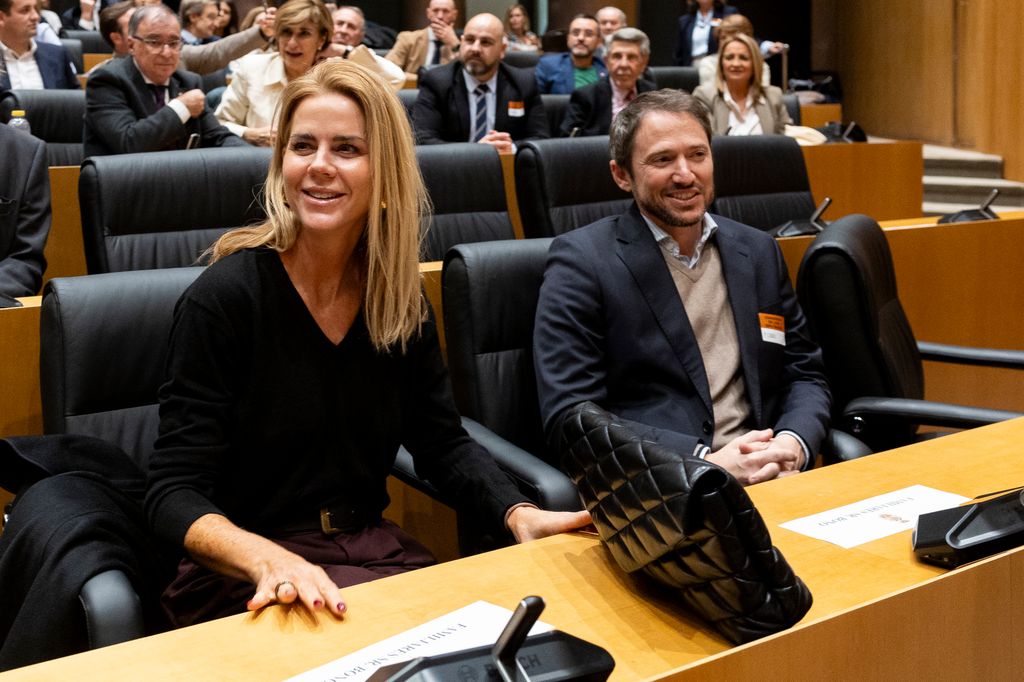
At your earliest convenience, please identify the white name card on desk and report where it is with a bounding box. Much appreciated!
[286,600,553,682]
[780,485,969,549]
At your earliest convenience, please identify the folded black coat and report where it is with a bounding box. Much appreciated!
[0,435,175,670]
[558,402,812,645]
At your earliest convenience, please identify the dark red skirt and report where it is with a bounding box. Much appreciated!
[161,519,436,627]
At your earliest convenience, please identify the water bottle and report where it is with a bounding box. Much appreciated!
[7,110,31,135]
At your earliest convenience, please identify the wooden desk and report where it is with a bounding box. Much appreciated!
[82,53,109,72]
[802,141,923,221]
[6,419,1023,680]
[45,166,88,284]
[798,102,842,129]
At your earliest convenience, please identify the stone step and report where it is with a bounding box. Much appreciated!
[922,144,1004,179]
[922,175,1024,207]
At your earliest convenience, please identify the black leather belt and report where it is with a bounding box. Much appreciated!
[271,505,379,535]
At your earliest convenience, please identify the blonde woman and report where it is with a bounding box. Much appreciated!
[692,32,790,136]
[148,60,590,627]
[214,0,333,146]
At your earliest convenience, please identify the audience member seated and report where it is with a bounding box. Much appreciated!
[594,5,625,59]
[697,13,778,88]
[215,0,331,147]
[385,0,458,79]
[0,124,49,297]
[83,4,245,156]
[37,0,62,39]
[504,3,538,53]
[559,27,653,137]
[0,0,79,90]
[327,5,404,89]
[213,0,237,38]
[60,0,104,32]
[179,0,219,45]
[146,59,589,627]
[413,12,547,150]
[693,32,791,135]
[535,14,605,94]
[534,89,830,485]
[673,0,736,68]
[96,1,274,76]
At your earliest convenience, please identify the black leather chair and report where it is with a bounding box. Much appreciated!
[64,29,112,54]
[514,136,631,239]
[503,52,539,69]
[649,65,700,92]
[79,147,271,273]
[442,239,579,509]
[797,214,1024,456]
[540,93,569,137]
[416,143,516,261]
[60,38,84,74]
[783,93,801,125]
[0,89,85,166]
[710,135,817,232]
[397,88,418,121]
[38,267,204,652]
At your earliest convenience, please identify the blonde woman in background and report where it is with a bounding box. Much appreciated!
[693,32,790,135]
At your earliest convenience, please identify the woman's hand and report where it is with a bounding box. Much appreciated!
[184,513,347,617]
[242,126,276,146]
[506,506,593,543]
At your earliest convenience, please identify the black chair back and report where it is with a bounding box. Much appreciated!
[79,147,271,273]
[796,214,923,448]
[503,52,539,69]
[60,38,84,74]
[649,66,700,92]
[0,89,85,165]
[540,30,566,53]
[539,93,569,137]
[64,29,112,54]
[397,88,418,121]
[783,93,801,125]
[443,238,554,460]
[710,134,816,231]
[514,136,631,239]
[40,268,204,462]
[416,143,515,261]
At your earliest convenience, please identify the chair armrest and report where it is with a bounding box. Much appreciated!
[79,569,145,649]
[820,428,873,464]
[391,447,450,506]
[843,396,1022,431]
[461,418,582,512]
[917,341,1024,370]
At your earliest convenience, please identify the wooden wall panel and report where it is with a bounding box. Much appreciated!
[954,0,1024,179]
[832,0,954,145]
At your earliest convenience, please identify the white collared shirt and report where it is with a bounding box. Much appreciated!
[1,39,45,89]
[134,58,190,124]
[691,10,714,58]
[462,68,498,141]
[723,88,764,136]
[644,212,719,269]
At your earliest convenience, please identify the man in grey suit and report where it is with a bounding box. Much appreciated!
[83,4,244,157]
[534,89,830,485]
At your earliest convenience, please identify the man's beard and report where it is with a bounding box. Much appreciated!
[637,186,714,230]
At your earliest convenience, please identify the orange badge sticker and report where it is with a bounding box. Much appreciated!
[508,100,525,117]
[758,313,785,345]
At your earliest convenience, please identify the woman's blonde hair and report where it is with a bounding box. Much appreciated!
[208,60,430,352]
[273,0,332,51]
[715,32,764,101]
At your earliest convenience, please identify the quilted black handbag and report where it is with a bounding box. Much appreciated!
[559,402,813,644]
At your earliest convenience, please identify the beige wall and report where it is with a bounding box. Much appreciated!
[815,0,1024,180]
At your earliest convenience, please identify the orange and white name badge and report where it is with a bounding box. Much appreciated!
[759,313,785,345]
[508,101,525,117]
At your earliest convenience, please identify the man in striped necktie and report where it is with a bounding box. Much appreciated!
[412,12,549,149]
